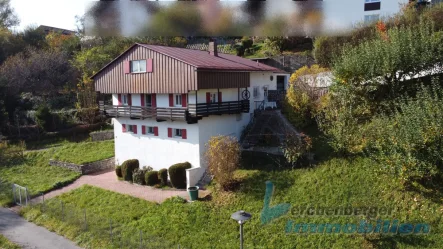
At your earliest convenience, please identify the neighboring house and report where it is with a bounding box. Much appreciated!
[37,25,76,35]
[92,41,289,187]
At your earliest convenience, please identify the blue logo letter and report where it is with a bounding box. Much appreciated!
[261,181,291,225]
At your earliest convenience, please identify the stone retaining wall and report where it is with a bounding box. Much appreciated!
[90,130,114,141]
[49,157,115,175]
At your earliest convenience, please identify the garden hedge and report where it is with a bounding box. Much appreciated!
[158,168,168,186]
[121,159,139,182]
[168,162,191,189]
[115,166,122,178]
[145,171,160,186]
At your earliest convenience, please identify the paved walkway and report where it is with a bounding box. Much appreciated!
[0,208,82,249]
[31,169,208,204]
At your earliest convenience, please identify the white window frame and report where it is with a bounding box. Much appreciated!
[147,126,154,135]
[130,60,147,73]
[253,86,259,99]
[122,94,128,106]
[175,94,182,107]
[210,93,218,103]
[365,0,380,3]
[174,128,182,137]
[127,124,135,133]
[145,94,152,107]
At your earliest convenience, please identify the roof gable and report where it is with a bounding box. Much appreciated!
[91,43,284,79]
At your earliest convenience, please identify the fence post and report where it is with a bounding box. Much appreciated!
[25,187,28,206]
[18,186,22,205]
[12,184,16,204]
[84,209,87,231]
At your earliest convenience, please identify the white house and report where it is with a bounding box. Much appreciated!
[92,42,289,187]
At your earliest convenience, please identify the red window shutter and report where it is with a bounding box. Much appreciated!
[142,125,146,135]
[168,128,172,138]
[218,92,222,103]
[141,94,145,106]
[118,94,122,106]
[206,92,210,103]
[169,94,174,107]
[124,60,130,74]
[128,94,132,106]
[154,127,159,136]
[122,124,126,132]
[147,59,153,73]
[152,94,157,107]
[181,129,187,139]
[133,125,137,134]
[181,94,187,107]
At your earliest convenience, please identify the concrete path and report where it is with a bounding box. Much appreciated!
[31,169,208,204]
[0,208,82,249]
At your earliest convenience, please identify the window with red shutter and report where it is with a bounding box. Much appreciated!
[168,128,172,138]
[118,94,122,106]
[218,92,222,103]
[142,125,146,135]
[133,125,137,134]
[122,124,126,132]
[152,94,157,107]
[147,58,153,72]
[124,60,130,74]
[154,127,159,136]
[128,94,132,106]
[141,94,145,106]
[169,94,174,107]
[206,92,210,103]
[181,129,187,139]
[181,94,187,107]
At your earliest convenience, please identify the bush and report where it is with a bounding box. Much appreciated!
[204,136,240,191]
[241,37,253,49]
[133,169,145,185]
[282,133,313,165]
[121,159,139,182]
[115,166,122,178]
[145,171,160,186]
[35,105,53,131]
[158,168,168,186]
[168,162,192,189]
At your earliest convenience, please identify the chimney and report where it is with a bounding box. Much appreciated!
[208,39,218,57]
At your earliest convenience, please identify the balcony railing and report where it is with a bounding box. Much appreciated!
[188,100,249,117]
[99,100,250,123]
[99,102,187,121]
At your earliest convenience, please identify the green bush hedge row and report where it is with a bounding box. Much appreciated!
[121,159,139,182]
[168,162,191,189]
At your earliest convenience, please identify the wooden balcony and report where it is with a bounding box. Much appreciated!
[99,100,250,123]
[188,100,250,117]
[99,102,187,121]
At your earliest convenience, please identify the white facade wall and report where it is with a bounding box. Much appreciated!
[113,118,200,170]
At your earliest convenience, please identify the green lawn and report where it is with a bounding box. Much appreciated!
[0,140,114,206]
[0,234,21,249]
[51,140,114,164]
[21,152,443,248]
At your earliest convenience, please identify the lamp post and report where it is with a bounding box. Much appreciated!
[231,210,252,249]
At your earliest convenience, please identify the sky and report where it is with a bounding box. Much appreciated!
[10,0,91,31]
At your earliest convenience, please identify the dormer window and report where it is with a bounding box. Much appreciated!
[131,60,147,73]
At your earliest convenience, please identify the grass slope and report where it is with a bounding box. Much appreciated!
[0,150,81,206]
[22,155,443,249]
[51,140,114,165]
[0,234,21,249]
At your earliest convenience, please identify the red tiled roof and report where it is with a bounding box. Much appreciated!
[138,44,285,73]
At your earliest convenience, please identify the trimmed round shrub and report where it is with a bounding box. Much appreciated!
[133,168,145,185]
[158,168,168,186]
[168,162,192,189]
[121,159,139,182]
[145,171,160,186]
[115,166,122,178]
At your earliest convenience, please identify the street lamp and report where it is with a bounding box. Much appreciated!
[231,210,252,249]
